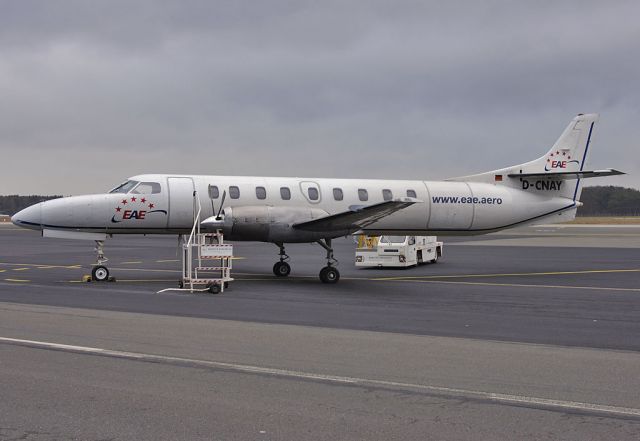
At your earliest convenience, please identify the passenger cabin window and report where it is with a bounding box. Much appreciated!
[280,187,291,200]
[382,189,393,201]
[358,189,368,202]
[406,189,417,198]
[131,182,161,194]
[109,180,139,194]
[208,185,219,199]
[229,186,240,199]
[308,187,319,201]
[333,188,343,201]
[256,186,266,200]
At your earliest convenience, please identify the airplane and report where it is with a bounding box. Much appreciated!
[12,113,624,284]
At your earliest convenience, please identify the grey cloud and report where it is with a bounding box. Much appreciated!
[1,0,638,194]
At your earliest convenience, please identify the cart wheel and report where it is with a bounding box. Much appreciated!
[91,265,109,282]
[208,283,221,294]
[178,281,184,289]
[431,251,438,263]
[224,282,229,289]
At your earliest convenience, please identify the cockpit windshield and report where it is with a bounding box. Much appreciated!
[109,180,139,194]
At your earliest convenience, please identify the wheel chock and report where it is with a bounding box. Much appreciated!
[82,275,92,282]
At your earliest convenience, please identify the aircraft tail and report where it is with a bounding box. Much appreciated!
[450,113,623,201]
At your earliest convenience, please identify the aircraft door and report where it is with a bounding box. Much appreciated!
[299,181,321,204]
[168,177,195,229]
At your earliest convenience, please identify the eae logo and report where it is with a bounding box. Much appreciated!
[545,150,579,171]
[111,196,167,223]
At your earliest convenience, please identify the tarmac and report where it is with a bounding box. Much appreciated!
[1,223,639,440]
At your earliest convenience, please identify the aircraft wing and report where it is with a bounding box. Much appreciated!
[507,169,625,179]
[293,198,420,232]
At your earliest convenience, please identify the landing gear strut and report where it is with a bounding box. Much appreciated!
[91,240,110,282]
[273,242,291,277]
[317,238,340,284]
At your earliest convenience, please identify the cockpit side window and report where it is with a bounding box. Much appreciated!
[109,180,139,194]
[131,182,161,194]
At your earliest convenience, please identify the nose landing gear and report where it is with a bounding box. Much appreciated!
[91,240,111,282]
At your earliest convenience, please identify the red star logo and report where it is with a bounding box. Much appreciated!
[121,199,127,205]
[115,207,121,212]
[141,198,146,203]
[148,203,155,209]
[131,197,137,202]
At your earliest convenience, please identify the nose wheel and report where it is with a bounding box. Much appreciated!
[91,265,110,282]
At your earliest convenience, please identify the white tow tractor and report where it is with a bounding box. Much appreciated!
[355,235,443,268]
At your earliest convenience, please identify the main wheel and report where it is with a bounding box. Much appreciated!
[319,266,340,284]
[91,265,109,282]
[273,261,291,277]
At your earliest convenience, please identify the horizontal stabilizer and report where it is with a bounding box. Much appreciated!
[293,198,420,232]
[507,168,625,180]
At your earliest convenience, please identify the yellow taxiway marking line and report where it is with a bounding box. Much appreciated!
[12,268,30,271]
[0,262,82,269]
[384,279,640,292]
[155,259,179,263]
[373,268,640,281]
[2,336,640,418]
[65,279,178,284]
[120,261,143,264]
[4,279,30,283]
[0,270,5,273]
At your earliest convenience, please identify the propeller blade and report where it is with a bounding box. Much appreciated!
[216,190,226,219]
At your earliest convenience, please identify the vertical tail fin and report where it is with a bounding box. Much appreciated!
[450,113,599,200]
[516,113,597,200]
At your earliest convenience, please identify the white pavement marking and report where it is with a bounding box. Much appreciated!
[1,336,639,418]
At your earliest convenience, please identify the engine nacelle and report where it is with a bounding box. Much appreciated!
[207,205,333,242]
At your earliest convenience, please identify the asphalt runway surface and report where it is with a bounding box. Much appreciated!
[1,223,640,440]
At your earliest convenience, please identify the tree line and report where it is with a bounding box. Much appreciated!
[577,186,640,216]
[0,186,639,217]
[0,195,62,216]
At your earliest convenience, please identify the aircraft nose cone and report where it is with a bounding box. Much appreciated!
[12,203,43,230]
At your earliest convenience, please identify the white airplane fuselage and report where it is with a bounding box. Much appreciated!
[12,173,579,241]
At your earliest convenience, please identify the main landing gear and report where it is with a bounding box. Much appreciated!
[272,242,291,277]
[91,240,111,282]
[317,238,340,284]
[271,239,340,283]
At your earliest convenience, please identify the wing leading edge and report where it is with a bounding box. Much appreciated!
[293,197,421,233]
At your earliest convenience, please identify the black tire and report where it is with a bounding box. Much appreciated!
[178,281,184,289]
[273,261,291,277]
[417,251,424,265]
[431,248,439,263]
[208,283,221,294]
[91,265,109,282]
[319,266,340,284]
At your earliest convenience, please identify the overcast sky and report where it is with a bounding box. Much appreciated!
[1,0,638,195]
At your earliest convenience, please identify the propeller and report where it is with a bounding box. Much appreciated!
[216,190,226,220]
